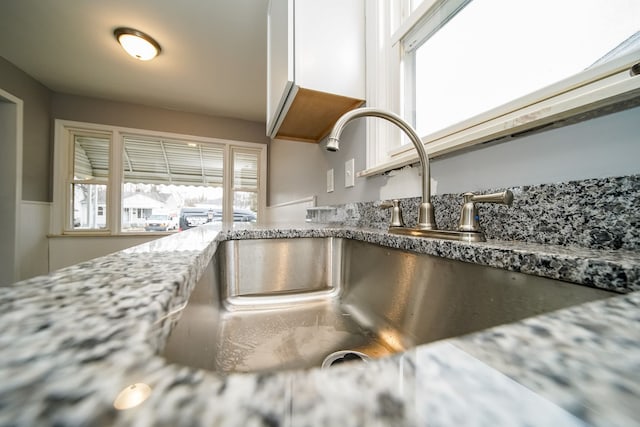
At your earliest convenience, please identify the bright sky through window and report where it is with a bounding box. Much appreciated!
[413,0,640,137]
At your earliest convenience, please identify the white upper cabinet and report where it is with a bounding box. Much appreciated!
[266,0,365,143]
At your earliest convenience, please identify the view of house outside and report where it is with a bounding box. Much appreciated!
[120,183,221,232]
[121,183,228,232]
[72,183,107,229]
[73,182,257,232]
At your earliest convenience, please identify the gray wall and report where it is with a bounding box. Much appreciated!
[0,56,52,202]
[269,122,385,206]
[51,93,270,145]
[0,100,18,284]
[268,138,327,206]
[269,105,640,206]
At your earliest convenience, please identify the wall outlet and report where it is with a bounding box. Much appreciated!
[327,168,334,192]
[345,158,355,188]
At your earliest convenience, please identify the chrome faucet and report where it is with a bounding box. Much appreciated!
[327,107,437,230]
[327,107,514,242]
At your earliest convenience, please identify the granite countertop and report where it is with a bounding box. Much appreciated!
[1,223,639,426]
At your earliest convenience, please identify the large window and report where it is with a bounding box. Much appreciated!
[362,0,640,175]
[53,121,266,235]
[408,0,640,137]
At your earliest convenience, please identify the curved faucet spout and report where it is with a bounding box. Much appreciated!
[327,107,436,230]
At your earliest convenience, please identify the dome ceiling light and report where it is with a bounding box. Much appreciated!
[114,27,161,61]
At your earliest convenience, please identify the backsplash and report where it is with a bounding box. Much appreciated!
[307,175,639,251]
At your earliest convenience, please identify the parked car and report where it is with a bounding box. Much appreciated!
[233,209,257,222]
[178,207,256,230]
[144,214,175,231]
[179,208,219,231]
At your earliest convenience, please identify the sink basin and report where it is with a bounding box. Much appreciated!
[162,237,615,373]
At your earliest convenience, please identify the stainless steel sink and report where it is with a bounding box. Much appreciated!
[162,237,615,373]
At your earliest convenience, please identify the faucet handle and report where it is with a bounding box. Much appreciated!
[380,199,405,227]
[458,190,513,232]
[464,190,514,205]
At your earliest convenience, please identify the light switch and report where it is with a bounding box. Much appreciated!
[345,158,355,188]
[327,169,334,193]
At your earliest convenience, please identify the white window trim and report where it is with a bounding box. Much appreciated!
[364,0,403,169]
[361,0,640,178]
[228,146,263,223]
[52,119,267,236]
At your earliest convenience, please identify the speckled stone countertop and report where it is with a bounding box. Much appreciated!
[1,223,639,426]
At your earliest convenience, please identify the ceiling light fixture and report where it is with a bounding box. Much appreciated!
[114,27,161,61]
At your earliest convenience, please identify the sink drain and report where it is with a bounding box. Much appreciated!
[322,350,370,368]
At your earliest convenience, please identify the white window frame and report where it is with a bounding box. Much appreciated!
[362,0,640,177]
[52,120,267,236]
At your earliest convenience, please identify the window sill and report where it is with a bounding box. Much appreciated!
[360,59,640,178]
[47,232,171,238]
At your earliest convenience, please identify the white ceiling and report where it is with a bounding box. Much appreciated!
[0,0,269,122]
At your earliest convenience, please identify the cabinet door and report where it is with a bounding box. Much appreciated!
[294,0,365,98]
[266,0,295,136]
